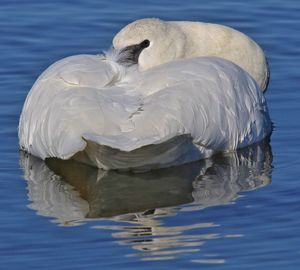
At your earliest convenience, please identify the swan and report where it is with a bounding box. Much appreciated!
[19,18,272,171]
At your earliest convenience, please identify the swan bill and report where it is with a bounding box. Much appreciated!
[117,39,150,66]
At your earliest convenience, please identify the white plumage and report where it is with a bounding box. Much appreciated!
[19,18,272,171]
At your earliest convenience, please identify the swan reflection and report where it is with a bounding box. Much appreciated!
[20,139,272,261]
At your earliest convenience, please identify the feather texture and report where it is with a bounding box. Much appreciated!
[19,54,271,170]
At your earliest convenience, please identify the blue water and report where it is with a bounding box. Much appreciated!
[1,0,300,269]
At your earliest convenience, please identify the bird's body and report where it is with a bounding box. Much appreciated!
[19,19,271,171]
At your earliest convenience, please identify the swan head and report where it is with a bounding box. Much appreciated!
[113,18,269,91]
[113,18,187,70]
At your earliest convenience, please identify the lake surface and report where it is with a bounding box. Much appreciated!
[1,0,300,269]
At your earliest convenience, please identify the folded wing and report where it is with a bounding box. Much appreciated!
[19,56,271,170]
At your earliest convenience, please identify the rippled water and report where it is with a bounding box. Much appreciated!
[1,0,300,269]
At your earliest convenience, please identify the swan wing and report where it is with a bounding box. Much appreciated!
[86,57,271,151]
[19,54,125,157]
[81,57,271,169]
[19,56,271,170]
[36,54,119,87]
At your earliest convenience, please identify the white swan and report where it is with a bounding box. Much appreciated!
[19,18,272,171]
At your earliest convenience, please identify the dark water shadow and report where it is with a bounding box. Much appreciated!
[20,139,273,261]
[20,138,272,224]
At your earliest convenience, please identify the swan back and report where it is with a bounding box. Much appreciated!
[19,55,271,171]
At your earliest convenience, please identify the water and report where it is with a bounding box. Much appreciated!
[1,0,300,269]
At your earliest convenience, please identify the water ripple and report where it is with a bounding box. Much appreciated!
[1,0,300,268]
[20,139,272,262]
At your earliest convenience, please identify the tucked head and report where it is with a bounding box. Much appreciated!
[112,18,269,91]
[113,18,187,70]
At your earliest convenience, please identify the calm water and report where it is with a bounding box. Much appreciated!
[1,0,300,269]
